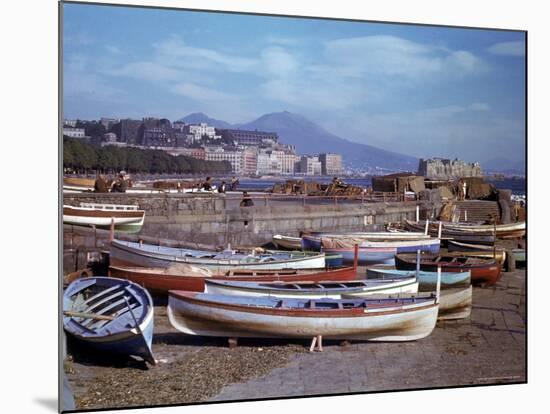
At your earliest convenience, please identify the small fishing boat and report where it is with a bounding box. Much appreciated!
[403,219,496,244]
[322,245,397,266]
[301,233,437,252]
[203,277,418,299]
[272,235,302,250]
[321,235,441,254]
[343,286,472,321]
[366,267,471,290]
[110,239,327,271]
[306,231,432,240]
[63,277,155,363]
[395,253,501,285]
[109,264,359,294]
[442,221,525,239]
[446,241,507,264]
[63,203,145,233]
[167,291,439,341]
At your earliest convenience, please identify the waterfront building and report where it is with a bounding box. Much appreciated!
[298,155,322,176]
[241,148,258,176]
[418,158,482,179]
[219,129,278,147]
[63,127,86,138]
[167,147,207,160]
[319,153,343,176]
[63,119,78,128]
[205,147,243,173]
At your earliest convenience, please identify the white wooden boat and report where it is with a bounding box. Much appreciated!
[63,203,145,232]
[272,235,302,250]
[110,239,327,272]
[203,277,419,299]
[168,291,439,341]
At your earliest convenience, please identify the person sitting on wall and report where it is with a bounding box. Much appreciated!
[231,176,240,191]
[111,171,128,193]
[202,177,213,191]
[240,191,254,207]
[94,172,109,193]
[218,180,227,194]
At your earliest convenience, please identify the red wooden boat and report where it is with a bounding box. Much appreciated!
[108,264,359,295]
[394,253,501,286]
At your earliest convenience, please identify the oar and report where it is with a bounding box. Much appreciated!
[63,311,114,321]
[124,294,156,365]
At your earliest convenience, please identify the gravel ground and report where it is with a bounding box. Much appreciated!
[65,304,308,411]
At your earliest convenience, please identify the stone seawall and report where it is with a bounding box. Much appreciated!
[63,193,441,246]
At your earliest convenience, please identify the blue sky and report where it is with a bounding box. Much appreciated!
[63,2,526,166]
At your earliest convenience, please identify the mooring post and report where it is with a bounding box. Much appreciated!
[416,205,420,222]
[109,218,115,241]
[416,249,421,281]
[436,267,442,304]
[438,222,442,240]
[353,244,359,271]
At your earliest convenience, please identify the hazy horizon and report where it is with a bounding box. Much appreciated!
[63,3,526,167]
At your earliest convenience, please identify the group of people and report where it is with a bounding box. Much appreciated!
[94,171,131,193]
[200,176,240,193]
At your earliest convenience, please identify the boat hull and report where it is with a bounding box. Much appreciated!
[110,240,326,271]
[63,277,155,363]
[109,265,359,294]
[322,247,396,266]
[272,235,302,250]
[203,278,419,299]
[394,254,501,286]
[168,292,439,341]
[366,267,471,290]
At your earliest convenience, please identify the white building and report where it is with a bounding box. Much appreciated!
[299,156,322,176]
[188,123,221,143]
[319,153,343,176]
[256,151,283,175]
[63,119,77,127]
[205,147,243,173]
[63,127,86,138]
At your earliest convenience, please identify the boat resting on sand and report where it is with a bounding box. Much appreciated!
[272,235,302,250]
[63,277,155,364]
[109,264,359,294]
[167,291,439,341]
[203,277,418,299]
[395,253,501,286]
[342,286,472,321]
[63,203,145,233]
[446,241,507,264]
[403,219,496,244]
[110,239,327,272]
[365,267,471,290]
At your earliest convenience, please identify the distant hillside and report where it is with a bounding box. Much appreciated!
[178,112,233,129]
[237,111,418,171]
[179,110,418,171]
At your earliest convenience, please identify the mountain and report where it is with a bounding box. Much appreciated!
[236,111,418,171]
[178,112,233,129]
[483,157,526,174]
[178,110,418,171]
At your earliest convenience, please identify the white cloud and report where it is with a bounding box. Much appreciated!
[106,61,184,82]
[487,41,525,57]
[470,102,490,111]
[153,35,257,73]
[260,46,298,77]
[322,35,486,80]
[172,82,236,103]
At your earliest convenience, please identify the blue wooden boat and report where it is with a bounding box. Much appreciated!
[63,277,155,364]
[301,234,440,254]
[322,246,397,266]
[366,266,471,290]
